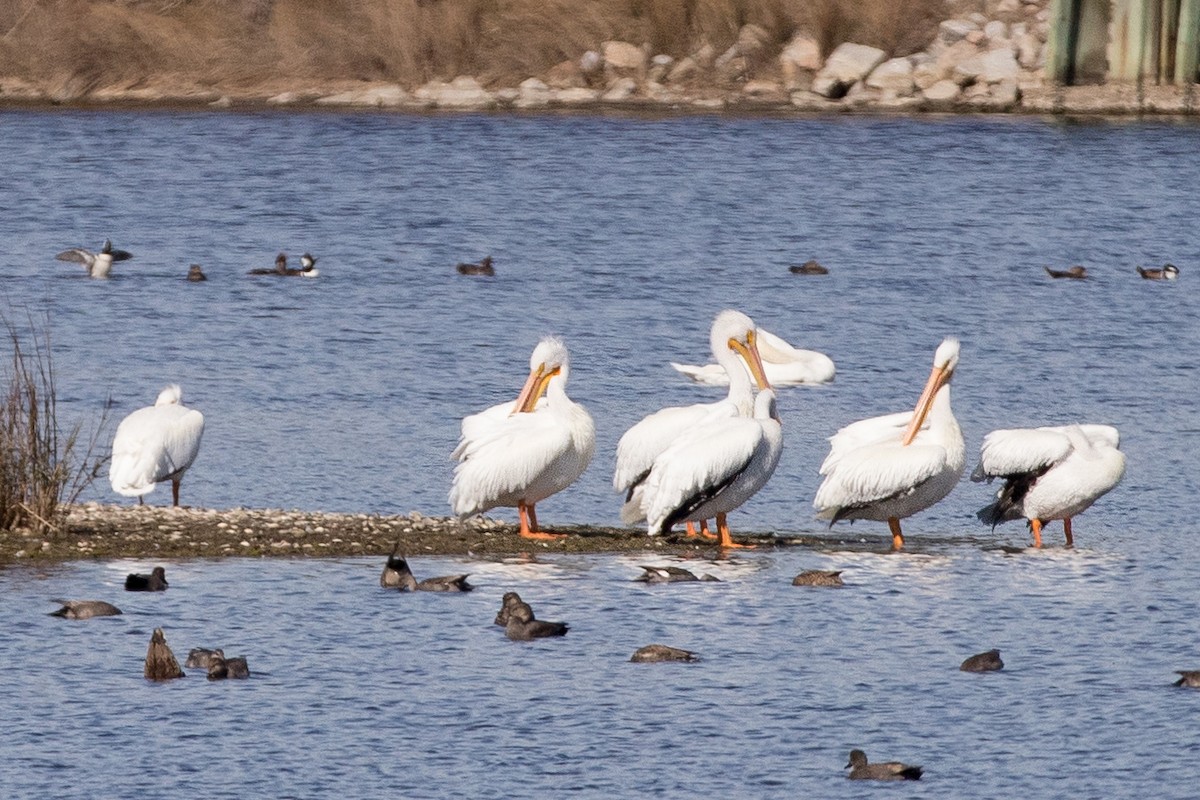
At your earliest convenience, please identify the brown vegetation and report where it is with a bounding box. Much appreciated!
[0,315,104,534]
[0,0,945,93]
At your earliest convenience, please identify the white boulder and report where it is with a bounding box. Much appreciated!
[812,42,887,98]
[866,57,915,96]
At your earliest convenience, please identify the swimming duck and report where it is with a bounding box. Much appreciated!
[185,647,225,669]
[1137,264,1179,280]
[791,569,844,587]
[494,591,529,626]
[289,253,319,277]
[207,653,250,680]
[248,253,289,275]
[144,628,185,681]
[50,599,122,619]
[1175,671,1200,688]
[56,238,133,278]
[125,566,168,591]
[634,565,719,583]
[186,264,207,282]
[1045,265,1087,279]
[845,750,923,781]
[504,602,569,640]
[457,255,495,276]
[960,648,1004,672]
[380,547,473,592]
[789,259,828,275]
[630,644,698,663]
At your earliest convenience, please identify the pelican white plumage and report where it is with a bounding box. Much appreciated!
[671,327,834,386]
[109,385,205,506]
[641,388,783,549]
[972,424,1125,548]
[449,337,595,539]
[56,238,133,279]
[813,338,964,550]
[615,310,771,534]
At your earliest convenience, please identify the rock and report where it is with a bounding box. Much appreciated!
[0,77,44,99]
[991,79,1021,106]
[913,61,943,90]
[602,77,638,101]
[965,30,985,45]
[602,40,646,73]
[1016,33,1043,69]
[579,50,603,77]
[813,42,887,98]
[210,96,233,108]
[516,78,552,108]
[666,57,700,84]
[693,43,717,69]
[866,57,915,96]
[937,39,981,83]
[737,23,772,55]
[648,54,674,83]
[414,77,494,109]
[939,19,979,46]
[923,79,962,102]
[267,91,303,105]
[493,87,519,107]
[955,47,1022,83]
[317,85,409,108]
[546,59,585,89]
[552,87,599,105]
[983,20,1009,41]
[790,91,845,111]
[780,33,823,72]
[742,79,785,100]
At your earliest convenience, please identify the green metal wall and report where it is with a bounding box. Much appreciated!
[1047,0,1199,84]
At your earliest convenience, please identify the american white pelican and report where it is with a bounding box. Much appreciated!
[449,336,595,540]
[972,424,1125,548]
[109,385,205,506]
[813,338,964,550]
[56,238,132,278]
[615,309,771,535]
[1137,264,1179,280]
[641,388,783,549]
[671,327,834,386]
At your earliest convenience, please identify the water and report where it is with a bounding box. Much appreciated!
[1,109,1199,796]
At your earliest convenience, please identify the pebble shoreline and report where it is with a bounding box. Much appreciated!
[0,503,806,562]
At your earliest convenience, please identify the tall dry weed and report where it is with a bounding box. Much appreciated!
[0,316,105,534]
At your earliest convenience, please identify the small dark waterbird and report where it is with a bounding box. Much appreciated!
[457,255,495,276]
[791,570,844,587]
[630,644,698,663]
[380,546,473,592]
[1137,264,1179,280]
[145,628,185,681]
[1045,265,1087,279]
[56,238,133,278]
[845,749,923,781]
[125,566,168,591]
[789,259,828,275]
[50,599,122,619]
[960,648,1004,672]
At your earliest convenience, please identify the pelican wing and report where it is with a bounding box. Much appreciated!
[614,400,735,492]
[669,361,729,386]
[972,428,1072,482]
[814,442,948,519]
[452,398,546,460]
[642,417,762,533]
[109,406,205,496]
[819,410,914,474]
[55,248,95,267]
[1039,424,1120,449]
[449,410,576,516]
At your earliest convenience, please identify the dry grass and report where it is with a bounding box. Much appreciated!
[0,315,105,534]
[0,0,946,90]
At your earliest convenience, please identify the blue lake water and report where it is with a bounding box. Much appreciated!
[1,108,1199,797]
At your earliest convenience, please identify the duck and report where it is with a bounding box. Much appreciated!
[1137,264,1179,280]
[55,238,134,279]
[185,647,225,669]
[379,547,473,592]
[457,255,495,276]
[494,591,529,626]
[1174,671,1200,688]
[634,565,719,583]
[845,750,923,781]
[144,628,185,681]
[50,599,122,619]
[630,644,698,663]
[1045,265,1087,279]
[186,264,207,282]
[791,569,844,587]
[287,252,319,277]
[109,384,205,506]
[960,648,1004,672]
[504,602,569,640]
[125,566,168,591]
[248,253,289,275]
[207,653,250,680]
[788,259,828,275]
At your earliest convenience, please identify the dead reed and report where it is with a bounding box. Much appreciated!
[0,315,105,534]
[0,0,946,90]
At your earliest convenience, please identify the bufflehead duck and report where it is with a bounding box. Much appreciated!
[56,238,133,278]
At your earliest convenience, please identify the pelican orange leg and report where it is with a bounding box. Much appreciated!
[1063,518,1074,548]
[685,520,717,540]
[518,502,565,540]
[716,512,754,550]
[1030,518,1043,548]
[887,517,904,551]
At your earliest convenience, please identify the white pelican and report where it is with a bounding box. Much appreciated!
[813,338,964,550]
[615,309,771,536]
[449,336,595,540]
[972,424,1125,548]
[641,388,783,549]
[56,238,132,279]
[109,384,205,506]
[671,327,834,386]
